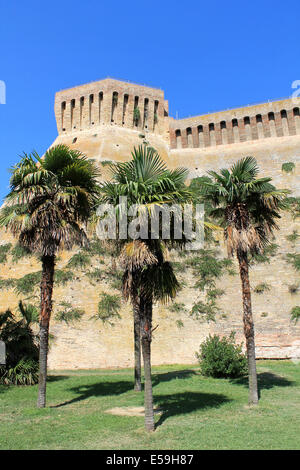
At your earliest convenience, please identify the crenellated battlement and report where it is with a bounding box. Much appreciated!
[169,97,300,150]
[55,79,300,153]
[55,78,169,137]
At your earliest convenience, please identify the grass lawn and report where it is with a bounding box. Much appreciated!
[0,360,299,450]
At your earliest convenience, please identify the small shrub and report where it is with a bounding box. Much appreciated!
[0,358,39,386]
[227,269,237,276]
[188,250,233,291]
[196,332,247,378]
[254,282,271,294]
[168,302,187,314]
[133,107,140,124]
[0,308,39,385]
[85,268,102,283]
[286,253,300,271]
[290,306,300,324]
[11,244,32,263]
[112,94,118,106]
[171,261,184,273]
[261,312,268,318]
[15,272,41,295]
[249,243,278,265]
[288,284,299,294]
[83,238,106,256]
[110,278,123,290]
[67,253,91,270]
[282,162,295,173]
[54,269,74,286]
[95,293,121,325]
[55,302,84,325]
[0,243,12,264]
[104,268,123,290]
[190,299,219,323]
[18,301,39,324]
[206,288,225,300]
[286,230,299,245]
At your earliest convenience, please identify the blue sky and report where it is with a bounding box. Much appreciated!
[0,0,299,202]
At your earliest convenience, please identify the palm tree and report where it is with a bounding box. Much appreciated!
[100,146,192,430]
[0,144,100,407]
[197,156,288,405]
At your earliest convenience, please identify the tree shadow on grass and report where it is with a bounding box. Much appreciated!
[154,391,231,428]
[152,369,198,387]
[47,375,69,383]
[52,380,133,408]
[230,372,295,399]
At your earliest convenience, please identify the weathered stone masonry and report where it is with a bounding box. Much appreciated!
[0,78,299,369]
[169,101,300,149]
[55,78,169,138]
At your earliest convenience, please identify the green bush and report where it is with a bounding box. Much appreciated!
[11,244,32,263]
[0,358,38,386]
[83,238,106,256]
[95,293,121,325]
[286,253,300,271]
[54,269,74,285]
[249,243,278,264]
[168,302,187,313]
[85,268,102,283]
[67,252,91,269]
[290,306,300,324]
[55,301,84,324]
[281,162,295,173]
[15,271,41,295]
[190,299,219,323]
[286,230,299,245]
[0,306,39,385]
[196,332,247,378]
[0,243,12,263]
[284,196,300,219]
[133,107,140,122]
[254,282,271,294]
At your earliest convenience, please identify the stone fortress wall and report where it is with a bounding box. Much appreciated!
[0,78,299,369]
[169,99,300,150]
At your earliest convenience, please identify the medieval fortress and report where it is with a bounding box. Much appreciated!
[1,78,300,368]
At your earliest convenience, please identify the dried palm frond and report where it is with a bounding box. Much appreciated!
[119,240,158,272]
[225,224,262,257]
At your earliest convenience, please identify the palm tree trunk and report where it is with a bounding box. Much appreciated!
[132,296,142,392]
[140,297,155,431]
[237,248,258,405]
[37,254,55,408]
